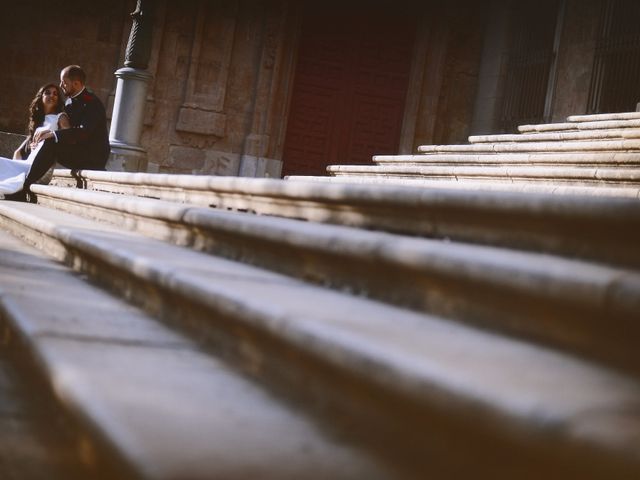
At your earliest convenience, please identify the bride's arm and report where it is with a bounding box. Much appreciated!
[57,112,71,130]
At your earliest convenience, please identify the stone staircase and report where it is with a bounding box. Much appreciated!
[0,112,639,479]
[287,112,640,198]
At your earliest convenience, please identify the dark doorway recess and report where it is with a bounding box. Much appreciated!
[282,2,416,176]
[500,0,562,133]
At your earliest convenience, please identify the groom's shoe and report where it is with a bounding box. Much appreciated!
[3,189,27,202]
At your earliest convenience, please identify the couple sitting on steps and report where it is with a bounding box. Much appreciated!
[1,65,109,201]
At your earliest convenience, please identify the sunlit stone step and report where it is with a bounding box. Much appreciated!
[373,152,640,166]
[325,164,640,187]
[468,128,640,144]
[518,118,640,133]
[28,184,640,373]
[417,139,640,154]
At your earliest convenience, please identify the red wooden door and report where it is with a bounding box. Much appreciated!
[282,3,416,177]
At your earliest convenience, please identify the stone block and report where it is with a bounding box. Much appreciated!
[176,107,226,137]
[202,151,240,176]
[167,145,206,171]
[0,132,26,158]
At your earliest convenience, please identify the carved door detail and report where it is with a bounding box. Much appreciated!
[282,4,415,176]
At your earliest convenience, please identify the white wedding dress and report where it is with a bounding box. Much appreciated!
[0,113,59,196]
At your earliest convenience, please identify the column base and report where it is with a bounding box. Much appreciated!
[108,142,148,172]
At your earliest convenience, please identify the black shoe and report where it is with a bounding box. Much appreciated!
[4,190,27,202]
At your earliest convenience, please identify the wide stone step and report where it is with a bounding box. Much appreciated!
[26,185,640,376]
[0,202,639,479]
[48,171,640,242]
[518,118,640,133]
[325,164,640,188]
[567,112,640,122]
[417,139,640,154]
[373,152,640,166]
[286,174,640,197]
[32,183,640,267]
[468,128,640,144]
[0,221,393,479]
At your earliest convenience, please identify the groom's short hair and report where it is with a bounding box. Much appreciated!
[63,65,86,84]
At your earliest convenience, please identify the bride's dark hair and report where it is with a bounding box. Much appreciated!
[27,83,65,139]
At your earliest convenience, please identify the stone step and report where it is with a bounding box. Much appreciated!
[0,201,639,478]
[32,183,640,268]
[518,118,640,133]
[0,318,91,479]
[567,112,640,123]
[0,227,391,480]
[373,152,640,166]
[286,174,640,197]
[417,139,640,154]
[325,164,640,187]
[27,185,640,376]
[48,171,640,241]
[468,128,640,144]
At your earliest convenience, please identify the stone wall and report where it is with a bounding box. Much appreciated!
[129,0,297,176]
[0,0,129,135]
[0,0,489,174]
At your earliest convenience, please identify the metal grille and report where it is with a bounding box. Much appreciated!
[587,0,640,113]
[500,0,562,132]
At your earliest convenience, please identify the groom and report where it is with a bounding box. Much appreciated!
[11,65,110,200]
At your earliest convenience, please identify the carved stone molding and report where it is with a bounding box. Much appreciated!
[176,0,237,136]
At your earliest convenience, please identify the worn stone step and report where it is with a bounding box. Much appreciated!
[468,128,640,144]
[325,164,640,187]
[286,173,640,197]
[373,152,640,166]
[0,203,639,479]
[518,118,640,133]
[417,139,640,154]
[0,331,92,480]
[567,112,640,123]
[23,186,640,376]
[32,183,640,268]
[0,229,389,480]
[47,170,640,244]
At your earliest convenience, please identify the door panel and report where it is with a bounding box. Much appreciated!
[283,3,415,176]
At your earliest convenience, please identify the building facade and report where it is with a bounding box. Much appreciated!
[0,0,638,177]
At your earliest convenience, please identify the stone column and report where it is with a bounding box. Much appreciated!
[108,0,154,172]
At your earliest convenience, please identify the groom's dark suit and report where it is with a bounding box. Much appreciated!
[23,88,110,189]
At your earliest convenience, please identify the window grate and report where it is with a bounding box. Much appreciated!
[587,0,640,113]
[500,0,562,132]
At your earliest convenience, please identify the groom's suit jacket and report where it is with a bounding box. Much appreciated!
[56,88,110,169]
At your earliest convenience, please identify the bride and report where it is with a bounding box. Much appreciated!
[0,83,70,196]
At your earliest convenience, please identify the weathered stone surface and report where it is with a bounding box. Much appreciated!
[0,202,639,478]
[520,118,640,132]
[469,128,640,143]
[175,107,226,137]
[287,174,640,197]
[374,152,640,165]
[0,229,389,480]
[417,139,640,153]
